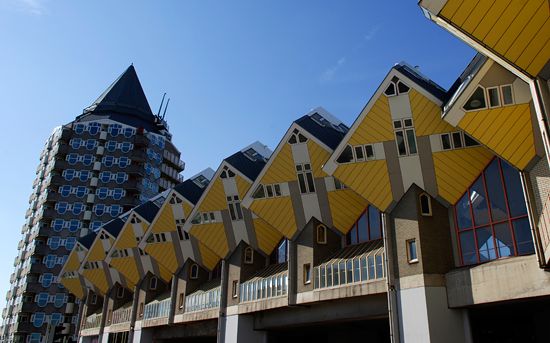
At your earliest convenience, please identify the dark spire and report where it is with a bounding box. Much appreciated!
[83,65,154,120]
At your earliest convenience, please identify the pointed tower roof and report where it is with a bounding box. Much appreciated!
[83,65,154,119]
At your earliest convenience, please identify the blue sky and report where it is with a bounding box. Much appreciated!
[0,0,474,307]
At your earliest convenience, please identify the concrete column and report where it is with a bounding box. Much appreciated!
[168,276,177,325]
[382,213,400,343]
[97,291,109,343]
[223,314,266,343]
[287,239,297,305]
[217,260,228,343]
[127,284,140,343]
[75,294,87,342]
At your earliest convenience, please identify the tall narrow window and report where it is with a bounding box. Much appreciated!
[244,247,254,264]
[419,193,432,216]
[232,280,239,298]
[487,87,500,108]
[178,293,185,309]
[407,239,418,263]
[116,287,124,299]
[393,119,417,157]
[316,225,327,244]
[227,195,243,221]
[149,277,157,290]
[303,264,312,284]
[190,264,199,279]
[296,163,315,194]
[501,85,514,105]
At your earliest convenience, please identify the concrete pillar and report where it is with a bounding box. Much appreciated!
[217,259,228,343]
[223,313,266,343]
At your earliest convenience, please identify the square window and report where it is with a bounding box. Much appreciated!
[393,120,402,129]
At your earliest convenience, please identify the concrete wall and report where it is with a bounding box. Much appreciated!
[446,254,550,307]
[224,314,266,343]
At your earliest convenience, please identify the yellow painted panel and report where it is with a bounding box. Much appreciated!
[183,203,193,218]
[151,203,176,234]
[333,160,392,211]
[110,257,139,285]
[525,24,550,75]
[307,140,330,178]
[199,178,226,212]
[450,0,478,27]
[494,0,543,53]
[471,0,512,40]
[158,264,172,283]
[249,196,296,238]
[65,252,81,271]
[262,143,297,184]
[253,218,283,254]
[145,242,178,274]
[61,278,85,299]
[114,224,137,250]
[483,1,527,48]
[409,89,454,136]
[461,0,495,33]
[198,242,220,270]
[87,242,106,262]
[235,175,251,200]
[328,189,369,234]
[83,269,109,295]
[459,104,535,169]
[433,147,494,204]
[349,96,394,145]
[190,222,228,258]
[440,0,462,19]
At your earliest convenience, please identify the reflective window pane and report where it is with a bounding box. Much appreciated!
[512,218,535,255]
[484,159,508,221]
[476,226,496,262]
[501,161,527,217]
[470,177,490,226]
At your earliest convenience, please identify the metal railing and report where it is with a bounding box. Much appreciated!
[314,241,385,289]
[82,313,102,330]
[239,271,288,303]
[143,298,171,320]
[184,286,221,312]
[110,306,132,325]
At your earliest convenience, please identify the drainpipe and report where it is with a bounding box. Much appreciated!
[217,260,228,343]
[381,213,400,343]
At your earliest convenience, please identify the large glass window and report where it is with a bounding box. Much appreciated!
[346,206,382,245]
[454,158,534,265]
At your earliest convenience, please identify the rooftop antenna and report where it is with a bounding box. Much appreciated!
[157,93,166,117]
[162,98,170,120]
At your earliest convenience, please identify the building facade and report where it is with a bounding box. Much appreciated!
[53,2,550,342]
[0,66,184,343]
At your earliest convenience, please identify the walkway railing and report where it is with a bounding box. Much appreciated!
[185,285,221,312]
[82,313,102,330]
[240,263,288,302]
[314,240,385,289]
[143,298,171,320]
[111,306,132,325]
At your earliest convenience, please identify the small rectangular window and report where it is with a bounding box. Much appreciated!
[303,264,311,284]
[487,87,500,108]
[178,293,184,309]
[501,85,514,105]
[407,239,418,263]
[395,131,407,156]
[354,146,365,161]
[232,280,239,298]
[452,132,463,149]
[273,184,281,196]
[365,145,374,159]
[441,134,451,150]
